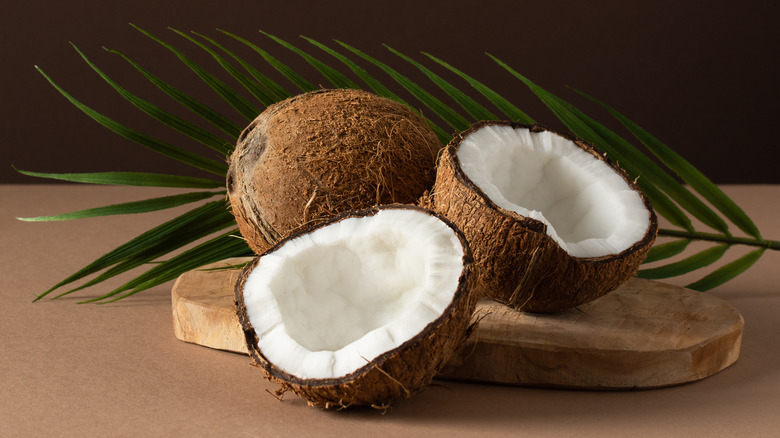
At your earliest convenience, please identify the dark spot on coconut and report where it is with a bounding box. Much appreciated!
[238,121,257,143]
[226,170,235,194]
[255,132,267,154]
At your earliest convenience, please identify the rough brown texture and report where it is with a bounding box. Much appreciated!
[432,121,657,313]
[227,89,441,254]
[234,205,478,409]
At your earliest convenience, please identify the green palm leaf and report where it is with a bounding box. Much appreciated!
[643,239,691,264]
[685,248,765,291]
[259,30,359,90]
[72,43,234,156]
[421,52,534,123]
[191,31,289,104]
[131,24,260,121]
[36,66,229,176]
[12,168,223,188]
[33,200,231,301]
[54,202,238,299]
[337,40,470,132]
[106,47,244,138]
[488,54,731,236]
[637,244,730,279]
[25,27,777,301]
[219,29,316,93]
[575,89,762,240]
[170,28,277,107]
[302,37,407,103]
[17,191,223,222]
[386,46,497,121]
[87,230,250,303]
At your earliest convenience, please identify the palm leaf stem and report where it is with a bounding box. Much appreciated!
[659,228,779,250]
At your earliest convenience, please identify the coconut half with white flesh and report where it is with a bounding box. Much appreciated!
[235,205,476,409]
[432,121,657,313]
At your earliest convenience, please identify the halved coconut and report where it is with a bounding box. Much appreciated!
[235,205,476,409]
[227,89,441,255]
[432,121,657,313]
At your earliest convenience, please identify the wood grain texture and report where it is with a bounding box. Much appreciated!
[171,258,743,389]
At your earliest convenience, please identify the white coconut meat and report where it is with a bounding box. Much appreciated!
[240,209,465,380]
[457,124,650,258]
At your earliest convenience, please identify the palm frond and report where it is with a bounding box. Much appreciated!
[24,27,777,301]
[12,168,223,188]
[105,46,244,138]
[35,65,229,176]
[131,24,260,121]
[72,43,234,156]
[17,190,223,222]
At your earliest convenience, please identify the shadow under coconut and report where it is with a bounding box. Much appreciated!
[329,377,720,426]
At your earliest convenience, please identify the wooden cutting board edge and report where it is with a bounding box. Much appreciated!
[171,258,744,390]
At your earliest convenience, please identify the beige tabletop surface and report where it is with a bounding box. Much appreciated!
[2,183,779,437]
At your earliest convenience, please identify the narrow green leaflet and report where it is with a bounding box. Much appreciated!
[33,200,229,301]
[488,54,731,235]
[637,244,730,279]
[131,24,260,121]
[191,31,290,103]
[71,43,234,156]
[36,66,229,176]
[17,191,222,222]
[483,56,691,231]
[12,169,223,188]
[337,40,471,132]
[54,203,238,298]
[87,230,251,303]
[303,36,451,144]
[259,30,360,90]
[385,46,497,121]
[219,29,316,93]
[686,248,766,291]
[106,47,244,139]
[643,239,691,264]
[561,107,731,236]
[422,52,534,124]
[303,37,406,103]
[576,89,762,240]
[172,29,278,107]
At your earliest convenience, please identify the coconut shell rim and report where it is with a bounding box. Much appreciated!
[443,120,658,264]
[235,204,474,388]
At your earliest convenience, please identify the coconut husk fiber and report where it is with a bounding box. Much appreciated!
[234,206,478,409]
[227,89,441,254]
[431,121,657,313]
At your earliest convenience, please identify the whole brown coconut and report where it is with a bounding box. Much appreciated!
[432,121,657,313]
[227,89,441,254]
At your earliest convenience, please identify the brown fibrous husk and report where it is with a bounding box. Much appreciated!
[431,121,657,313]
[227,89,441,255]
[234,205,478,409]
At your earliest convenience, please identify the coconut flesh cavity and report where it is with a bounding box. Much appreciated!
[432,121,657,313]
[457,123,650,258]
[236,206,476,408]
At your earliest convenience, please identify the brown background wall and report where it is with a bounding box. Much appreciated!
[3,0,779,184]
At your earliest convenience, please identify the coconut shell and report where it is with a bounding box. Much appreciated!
[235,205,478,409]
[227,89,441,255]
[432,121,657,313]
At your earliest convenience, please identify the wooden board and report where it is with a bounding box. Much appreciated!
[172,258,743,389]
